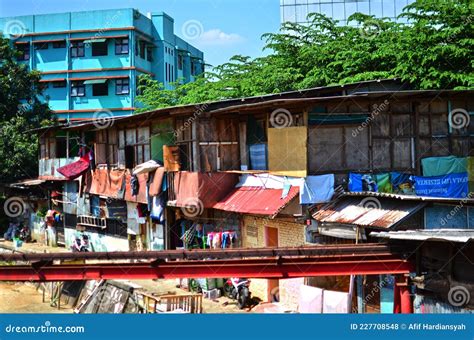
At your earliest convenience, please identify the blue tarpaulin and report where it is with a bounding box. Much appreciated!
[348,173,363,192]
[300,174,334,204]
[414,172,469,198]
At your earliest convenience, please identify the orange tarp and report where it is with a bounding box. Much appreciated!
[86,168,148,204]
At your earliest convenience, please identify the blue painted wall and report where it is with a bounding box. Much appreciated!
[0,8,204,120]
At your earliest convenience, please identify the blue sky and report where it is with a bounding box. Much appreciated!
[0,0,281,67]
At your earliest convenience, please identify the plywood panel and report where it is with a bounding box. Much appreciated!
[451,137,470,156]
[199,145,218,172]
[431,114,449,135]
[393,139,412,169]
[418,138,432,158]
[430,137,451,156]
[392,102,410,113]
[308,126,343,173]
[268,126,307,177]
[344,127,369,170]
[220,144,239,171]
[418,115,431,136]
[392,114,412,137]
[216,118,238,142]
[372,139,391,169]
[371,112,390,137]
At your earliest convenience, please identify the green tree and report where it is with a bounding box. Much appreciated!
[137,0,473,111]
[0,36,54,183]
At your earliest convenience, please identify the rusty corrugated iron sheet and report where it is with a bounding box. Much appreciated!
[173,171,239,208]
[213,186,299,217]
[312,196,426,229]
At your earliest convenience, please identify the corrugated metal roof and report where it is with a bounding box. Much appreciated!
[371,229,474,243]
[344,191,474,205]
[312,196,426,229]
[213,186,299,217]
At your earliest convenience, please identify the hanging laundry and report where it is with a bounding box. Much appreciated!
[117,174,126,199]
[421,156,467,177]
[149,167,165,196]
[89,148,95,171]
[57,152,91,180]
[348,173,363,192]
[300,174,335,204]
[90,195,101,217]
[127,202,139,218]
[414,172,469,198]
[126,218,139,235]
[130,174,139,196]
[207,232,214,248]
[281,179,291,199]
[150,195,165,223]
[237,173,301,189]
[230,232,237,247]
[132,160,162,175]
[222,231,230,248]
[212,232,221,249]
[375,173,392,193]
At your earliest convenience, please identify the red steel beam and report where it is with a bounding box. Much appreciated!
[0,243,398,262]
[0,256,414,282]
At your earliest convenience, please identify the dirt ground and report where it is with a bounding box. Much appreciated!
[0,282,71,313]
[0,280,247,314]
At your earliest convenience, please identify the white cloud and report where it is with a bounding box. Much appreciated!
[196,29,245,46]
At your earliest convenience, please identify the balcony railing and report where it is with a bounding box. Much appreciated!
[77,215,107,229]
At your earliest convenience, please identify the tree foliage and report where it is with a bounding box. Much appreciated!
[137,0,473,111]
[0,36,54,183]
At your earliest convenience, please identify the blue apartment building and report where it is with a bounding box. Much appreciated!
[0,9,204,120]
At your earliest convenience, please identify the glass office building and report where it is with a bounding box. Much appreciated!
[280,0,415,26]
